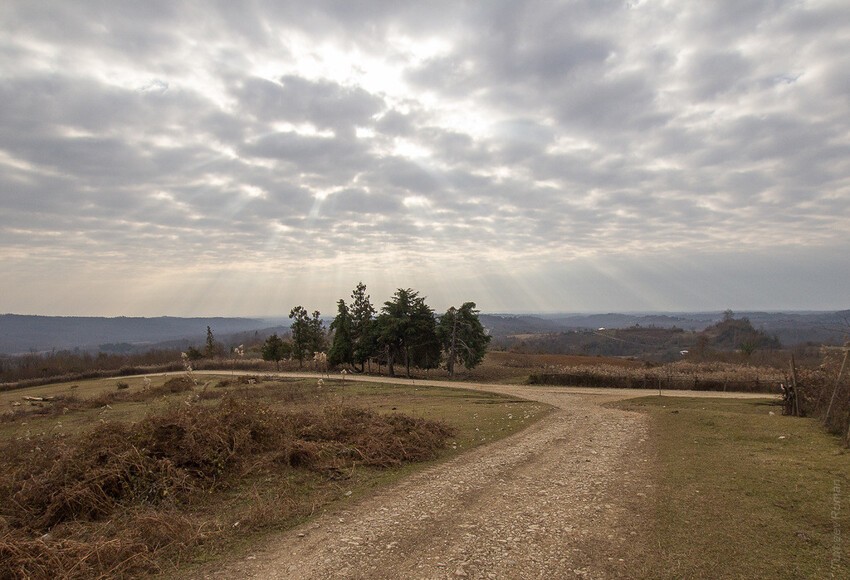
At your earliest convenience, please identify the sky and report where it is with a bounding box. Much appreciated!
[1,0,849,317]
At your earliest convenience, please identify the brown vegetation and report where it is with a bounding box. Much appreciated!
[797,347,850,443]
[0,349,185,389]
[0,395,454,578]
[528,360,785,393]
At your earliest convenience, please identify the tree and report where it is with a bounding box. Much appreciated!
[204,326,219,358]
[261,333,289,371]
[185,346,204,361]
[349,282,377,372]
[328,299,353,367]
[376,288,440,378]
[289,306,311,368]
[704,312,781,353]
[438,302,491,376]
[290,306,326,367]
[309,310,326,354]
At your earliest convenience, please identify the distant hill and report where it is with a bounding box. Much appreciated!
[741,310,850,345]
[1,310,847,356]
[482,310,849,346]
[0,315,273,354]
[552,313,713,331]
[478,315,565,336]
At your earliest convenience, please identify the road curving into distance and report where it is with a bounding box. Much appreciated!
[191,371,776,579]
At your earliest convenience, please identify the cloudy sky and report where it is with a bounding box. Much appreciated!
[1,1,848,316]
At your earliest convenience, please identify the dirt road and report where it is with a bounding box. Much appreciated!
[194,377,771,579]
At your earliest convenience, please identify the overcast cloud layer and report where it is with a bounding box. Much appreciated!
[1,1,848,316]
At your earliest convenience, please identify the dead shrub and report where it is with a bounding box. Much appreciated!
[0,396,454,577]
[0,508,205,580]
[229,486,300,533]
[291,406,456,468]
[157,377,196,394]
[798,350,850,443]
[527,361,784,393]
[0,530,156,580]
[7,424,193,531]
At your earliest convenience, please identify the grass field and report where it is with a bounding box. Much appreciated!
[5,369,847,578]
[0,374,552,578]
[615,396,849,579]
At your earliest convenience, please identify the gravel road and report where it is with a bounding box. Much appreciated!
[194,377,772,579]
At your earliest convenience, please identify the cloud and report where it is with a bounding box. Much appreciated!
[234,75,385,131]
[0,0,848,315]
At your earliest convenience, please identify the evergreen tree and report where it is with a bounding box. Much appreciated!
[438,302,490,376]
[328,299,353,367]
[376,288,440,378]
[204,326,221,358]
[289,306,311,367]
[350,282,377,372]
[261,333,289,371]
[309,310,326,354]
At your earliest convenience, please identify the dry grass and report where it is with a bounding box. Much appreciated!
[0,394,454,579]
[528,360,786,393]
[1,377,197,424]
[432,351,645,384]
[483,351,643,369]
[0,375,550,578]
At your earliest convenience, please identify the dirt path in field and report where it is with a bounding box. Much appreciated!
[193,377,770,580]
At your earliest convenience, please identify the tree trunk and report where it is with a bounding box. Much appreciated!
[448,311,458,377]
[405,346,411,378]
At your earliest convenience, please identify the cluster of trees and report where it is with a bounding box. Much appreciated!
[703,310,782,355]
[262,283,490,377]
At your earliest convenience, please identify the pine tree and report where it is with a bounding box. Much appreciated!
[328,299,353,367]
[289,306,311,367]
[204,326,218,358]
[376,288,440,378]
[438,302,490,376]
[350,282,377,372]
[261,333,289,371]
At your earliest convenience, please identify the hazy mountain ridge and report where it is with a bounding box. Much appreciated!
[1,310,847,355]
[481,310,850,346]
[0,315,272,354]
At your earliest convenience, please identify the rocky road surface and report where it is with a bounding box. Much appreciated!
[194,376,772,580]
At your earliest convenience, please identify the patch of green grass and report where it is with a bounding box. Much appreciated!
[614,396,849,579]
[319,380,547,453]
